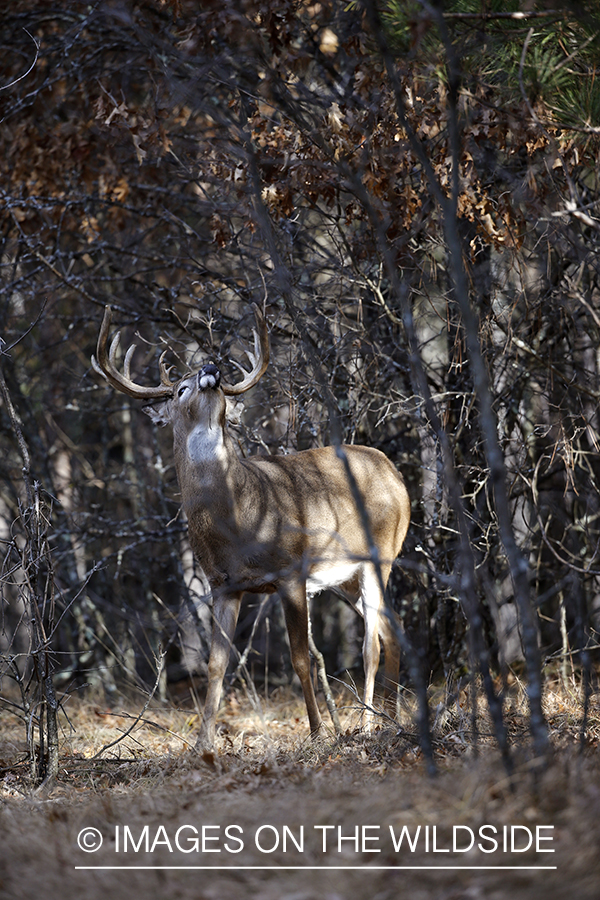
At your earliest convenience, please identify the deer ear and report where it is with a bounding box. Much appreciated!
[143,401,172,427]
[225,396,243,426]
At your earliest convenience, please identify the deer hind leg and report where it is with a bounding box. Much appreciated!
[195,591,242,752]
[359,563,384,731]
[378,610,401,720]
[280,581,323,738]
[359,562,400,730]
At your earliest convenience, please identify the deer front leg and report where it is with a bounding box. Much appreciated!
[280,582,323,738]
[195,591,242,752]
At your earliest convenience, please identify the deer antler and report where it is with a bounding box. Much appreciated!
[92,306,175,399]
[221,304,270,396]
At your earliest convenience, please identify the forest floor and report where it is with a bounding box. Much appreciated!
[1,677,600,900]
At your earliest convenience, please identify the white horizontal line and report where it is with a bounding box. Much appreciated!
[74,865,558,871]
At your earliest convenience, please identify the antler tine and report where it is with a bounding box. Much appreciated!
[93,306,174,399]
[123,343,136,381]
[221,303,270,396]
[159,350,177,387]
[230,339,261,377]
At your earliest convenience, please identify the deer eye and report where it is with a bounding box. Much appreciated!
[177,385,188,398]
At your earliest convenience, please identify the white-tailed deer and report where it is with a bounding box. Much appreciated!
[93,304,410,749]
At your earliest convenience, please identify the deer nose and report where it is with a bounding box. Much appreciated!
[198,364,221,390]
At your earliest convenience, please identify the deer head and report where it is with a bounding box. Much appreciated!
[92,304,268,459]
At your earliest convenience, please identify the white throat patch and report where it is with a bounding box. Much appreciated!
[186,422,226,464]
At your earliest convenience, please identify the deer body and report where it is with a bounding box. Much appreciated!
[94,306,410,750]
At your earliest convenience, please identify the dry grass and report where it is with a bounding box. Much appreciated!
[1,676,599,899]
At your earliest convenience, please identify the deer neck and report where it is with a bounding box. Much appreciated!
[173,418,245,510]
[185,419,229,467]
